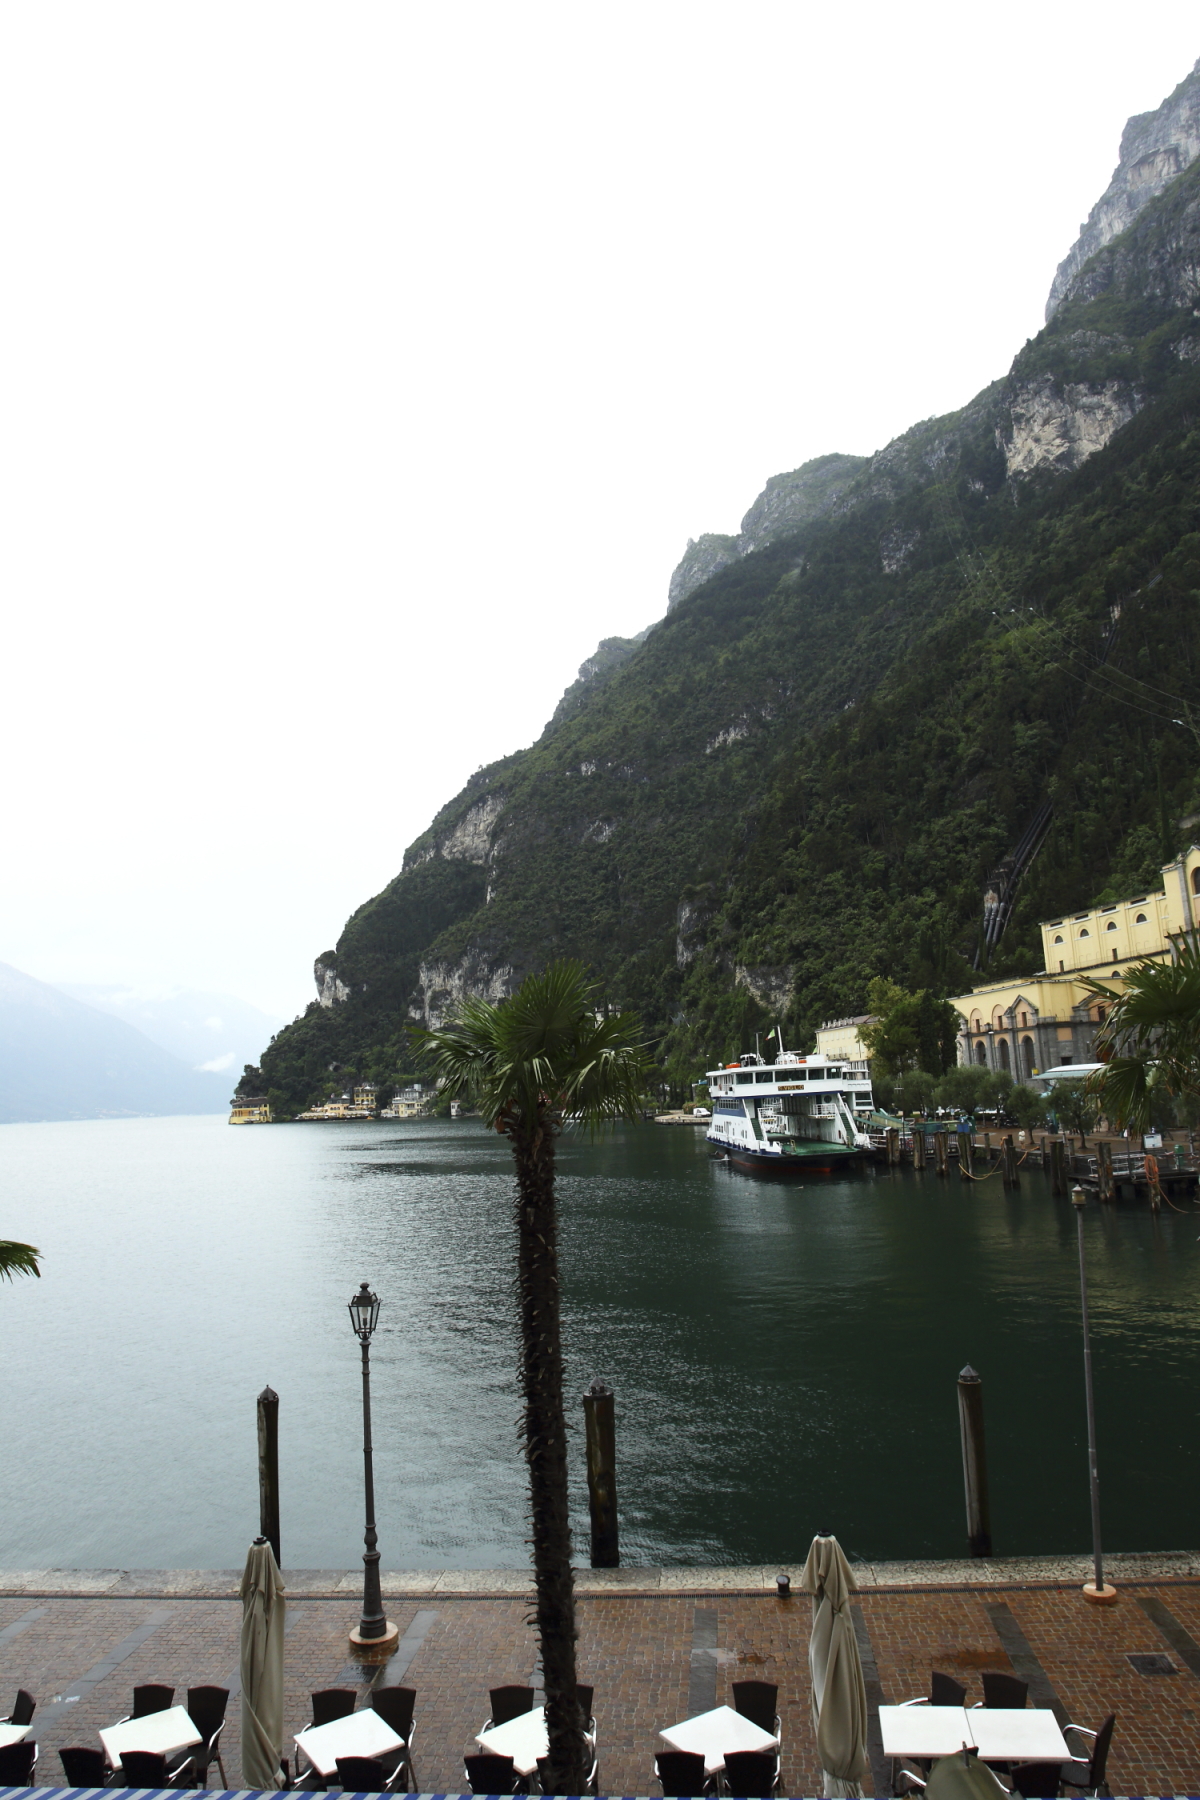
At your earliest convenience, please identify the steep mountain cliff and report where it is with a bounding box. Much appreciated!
[255,64,1200,1116]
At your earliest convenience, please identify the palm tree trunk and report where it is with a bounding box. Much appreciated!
[511,1119,587,1794]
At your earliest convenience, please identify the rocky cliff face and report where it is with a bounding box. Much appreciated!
[667,453,866,610]
[1047,58,1200,318]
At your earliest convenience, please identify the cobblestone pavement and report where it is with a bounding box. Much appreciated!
[2,1578,1199,1794]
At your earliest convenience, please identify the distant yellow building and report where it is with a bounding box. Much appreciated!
[951,845,1200,1077]
[380,1083,432,1119]
[298,1085,378,1121]
[230,1096,273,1124]
[814,1015,875,1065]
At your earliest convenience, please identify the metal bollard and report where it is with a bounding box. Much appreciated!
[582,1379,619,1568]
[957,1365,992,1557]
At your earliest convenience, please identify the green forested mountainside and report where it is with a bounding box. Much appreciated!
[254,152,1200,1117]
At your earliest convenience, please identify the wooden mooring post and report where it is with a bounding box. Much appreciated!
[1097,1140,1115,1203]
[582,1379,619,1568]
[957,1129,973,1179]
[912,1129,926,1170]
[257,1384,281,1567]
[886,1127,900,1165]
[934,1130,949,1178]
[957,1365,992,1557]
[1050,1137,1067,1197]
[1001,1134,1019,1189]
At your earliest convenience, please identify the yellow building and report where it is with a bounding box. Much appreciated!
[229,1096,273,1124]
[951,846,1200,1077]
[814,1015,875,1065]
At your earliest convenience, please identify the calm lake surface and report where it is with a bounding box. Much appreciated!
[0,1113,1196,1570]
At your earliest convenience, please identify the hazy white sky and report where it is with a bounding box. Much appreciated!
[1,3,1197,1021]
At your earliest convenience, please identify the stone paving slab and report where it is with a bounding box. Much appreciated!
[2,1570,1199,1794]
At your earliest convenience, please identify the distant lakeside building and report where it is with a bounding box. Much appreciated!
[229,1094,272,1124]
[380,1083,433,1118]
[949,845,1200,1079]
[297,1082,378,1121]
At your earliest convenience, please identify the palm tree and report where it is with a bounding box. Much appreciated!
[416,961,651,1793]
[0,1241,41,1282]
[1086,943,1200,1131]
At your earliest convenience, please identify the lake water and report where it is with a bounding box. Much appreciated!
[0,1113,1196,1570]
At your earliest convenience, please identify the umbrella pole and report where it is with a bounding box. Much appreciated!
[1073,1187,1116,1604]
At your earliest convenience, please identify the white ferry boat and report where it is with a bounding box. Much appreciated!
[705,1048,874,1171]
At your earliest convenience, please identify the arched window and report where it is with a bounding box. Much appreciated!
[1078,928,1090,938]
[997,1036,1010,1072]
[1021,1036,1034,1080]
[1193,867,1200,895]
[1135,913,1147,924]
[975,1041,987,1066]
[1053,934,1063,944]
[1106,921,1117,931]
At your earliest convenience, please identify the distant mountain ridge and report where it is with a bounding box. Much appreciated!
[253,57,1200,1115]
[59,983,283,1076]
[0,963,228,1122]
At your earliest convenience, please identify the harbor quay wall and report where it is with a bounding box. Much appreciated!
[2,1554,1199,1794]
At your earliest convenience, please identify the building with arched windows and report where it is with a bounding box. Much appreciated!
[949,846,1200,1073]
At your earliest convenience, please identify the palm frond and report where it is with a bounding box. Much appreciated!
[0,1240,41,1282]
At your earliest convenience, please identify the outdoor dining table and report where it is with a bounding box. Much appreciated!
[878,1706,1071,1765]
[99,1704,202,1771]
[659,1703,779,1776]
[0,1724,32,1752]
[293,1708,405,1780]
[476,1707,551,1777]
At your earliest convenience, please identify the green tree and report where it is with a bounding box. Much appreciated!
[415,961,651,1793]
[0,1242,40,1281]
[861,979,959,1079]
[1086,944,1200,1131]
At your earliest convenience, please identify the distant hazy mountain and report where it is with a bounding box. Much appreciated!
[58,983,284,1076]
[0,962,229,1123]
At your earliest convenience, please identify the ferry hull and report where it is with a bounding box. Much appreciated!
[709,1136,865,1175]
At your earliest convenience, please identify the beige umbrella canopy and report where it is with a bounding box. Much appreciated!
[926,1748,1010,1800]
[800,1533,870,1799]
[240,1536,287,1790]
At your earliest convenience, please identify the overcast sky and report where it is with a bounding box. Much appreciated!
[1,3,1197,1022]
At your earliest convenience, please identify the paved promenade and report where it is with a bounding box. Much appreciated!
[2,1555,1198,1795]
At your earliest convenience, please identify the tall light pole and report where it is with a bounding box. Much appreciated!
[347,1282,399,1657]
[1072,1188,1117,1604]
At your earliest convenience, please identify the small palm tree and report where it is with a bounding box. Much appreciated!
[0,1241,41,1282]
[1086,943,1200,1130]
[416,961,651,1793]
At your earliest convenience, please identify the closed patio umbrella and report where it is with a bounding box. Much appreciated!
[800,1532,870,1799]
[240,1535,286,1789]
[926,1747,1009,1800]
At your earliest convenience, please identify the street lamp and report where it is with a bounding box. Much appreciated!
[347,1281,399,1657]
[1071,1188,1117,1604]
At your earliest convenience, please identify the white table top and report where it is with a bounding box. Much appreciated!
[0,1724,31,1751]
[476,1708,548,1777]
[99,1705,202,1769]
[294,1708,404,1778]
[880,1707,976,1759]
[970,1711,1071,1762]
[879,1706,1072,1764]
[659,1704,779,1775]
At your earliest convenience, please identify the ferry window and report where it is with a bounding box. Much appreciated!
[736,1073,753,1085]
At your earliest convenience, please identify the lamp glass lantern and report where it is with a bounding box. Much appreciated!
[349,1281,380,1342]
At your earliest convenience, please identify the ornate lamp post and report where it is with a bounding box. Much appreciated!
[1072,1188,1116,1604]
[347,1282,399,1657]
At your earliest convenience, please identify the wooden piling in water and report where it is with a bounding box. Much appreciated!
[886,1127,900,1165]
[934,1131,949,1177]
[1097,1140,1114,1203]
[957,1365,992,1557]
[913,1129,926,1170]
[1050,1137,1067,1197]
[958,1131,973,1179]
[257,1384,281,1567]
[1001,1134,1019,1189]
[582,1379,619,1567]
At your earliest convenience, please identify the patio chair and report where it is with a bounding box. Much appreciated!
[1060,1713,1116,1797]
[655,1749,713,1796]
[721,1749,780,1796]
[487,1685,537,1727]
[132,1682,175,1717]
[337,1753,404,1793]
[981,1673,1028,1709]
[931,1673,967,1707]
[1010,1761,1063,1797]
[731,1681,780,1737]
[464,1750,526,1794]
[311,1687,358,1726]
[60,1745,111,1787]
[187,1684,230,1787]
[369,1685,417,1791]
[3,1690,35,1727]
[118,1748,194,1788]
[0,1739,37,1786]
